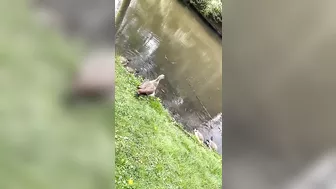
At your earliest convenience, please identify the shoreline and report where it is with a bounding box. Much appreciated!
[115,3,222,187]
[178,0,222,38]
[115,56,222,188]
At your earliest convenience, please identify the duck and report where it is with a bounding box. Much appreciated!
[207,136,218,151]
[204,139,211,148]
[120,56,130,66]
[137,74,165,96]
[120,58,138,74]
[126,66,137,74]
[193,128,204,143]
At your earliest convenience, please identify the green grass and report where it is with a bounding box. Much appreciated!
[115,56,222,189]
[187,0,222,23]
[0,0,114,188]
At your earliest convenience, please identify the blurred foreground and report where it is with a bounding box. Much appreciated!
[0,0,114,188]
[223,0,336,189]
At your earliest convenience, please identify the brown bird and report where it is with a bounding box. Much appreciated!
[137,74,165,96]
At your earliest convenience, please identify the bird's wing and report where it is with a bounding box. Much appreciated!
[197,133,203,140]
[137,84,155,94]
[138,80,150,89]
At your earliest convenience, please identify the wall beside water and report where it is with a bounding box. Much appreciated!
[178,0,222,37]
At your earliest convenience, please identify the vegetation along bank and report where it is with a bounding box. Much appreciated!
[115,56,222,188]
[179,0,222,37]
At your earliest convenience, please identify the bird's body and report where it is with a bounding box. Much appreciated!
[137,74,165,96]
[194,129,204,143]
[208,136,217,151]
[120,56,129,66]
[126,66,136,74]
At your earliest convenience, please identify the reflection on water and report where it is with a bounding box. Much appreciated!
[116,0,222,154]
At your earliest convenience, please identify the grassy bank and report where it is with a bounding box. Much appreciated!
[0,0,114,188]
[115,56,222,188]
[189,0,222,23]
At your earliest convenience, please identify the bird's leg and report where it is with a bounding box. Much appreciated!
[149,91,156,97]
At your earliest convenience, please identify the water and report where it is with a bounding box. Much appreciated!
[116,0,222,154]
